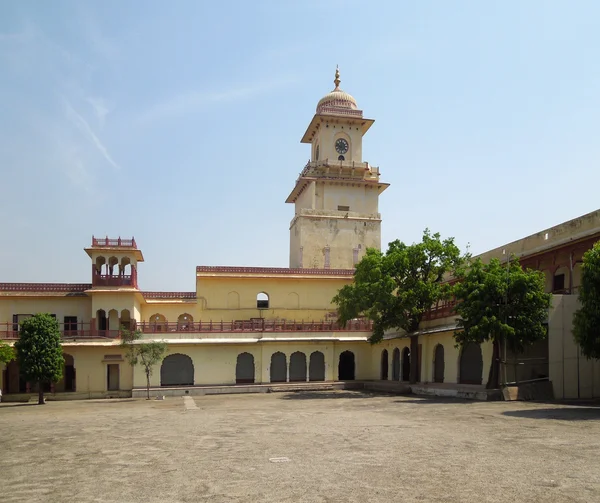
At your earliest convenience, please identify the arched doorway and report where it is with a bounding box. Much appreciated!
[4,360,26,394]
[433,345,445,383]
[338,351,355,380]
[270,352,287,383]
[401,347,410,381]
[309,351,325,381]
[289,352,307,382]
[160,354,194,386]
[380,349,389,380]
[236,352,255,384]
[459,343,483,385]
[97,309,107,332]
[392,348,400,381]
[63,353,76,391]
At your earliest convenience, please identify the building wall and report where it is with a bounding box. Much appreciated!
[0,297,92,326]
[187,276,348,322]
[131,341,373,387]
[318,183,379,214]
[313,123,363,162]
[548,295,600,399]
[476,209,600,263]
[290,215,380,269]
[0,344,133,399]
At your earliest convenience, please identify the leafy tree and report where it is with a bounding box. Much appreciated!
[333,229,464,383]
[120,328,168,399]
[14,314,64,404]
[573,241,600,358]
[452,256,551,389]
[0,341,15,365]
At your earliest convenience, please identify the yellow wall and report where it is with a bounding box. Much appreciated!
[0,344,133,399]
[548,295,600,399]
[132,341,373,387]
[0,297,92,326]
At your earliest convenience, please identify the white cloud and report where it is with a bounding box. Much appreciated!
[64,100,120,170]
[138,76,297,124]
[86,96,111,128]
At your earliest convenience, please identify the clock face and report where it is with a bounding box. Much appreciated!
[335,138,349,155]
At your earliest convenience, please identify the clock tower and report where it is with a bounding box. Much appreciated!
[286,68,389,269]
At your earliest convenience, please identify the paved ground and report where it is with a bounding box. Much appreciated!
[2,391,600,503]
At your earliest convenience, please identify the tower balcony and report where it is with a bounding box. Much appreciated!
[91,236,138,248]
[92,266,138,288]
[298,159,381,182]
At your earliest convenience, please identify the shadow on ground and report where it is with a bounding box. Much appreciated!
[393,397,475,405]
[0,403,39,408]
[280,391,376,400]
[503,407,600,421]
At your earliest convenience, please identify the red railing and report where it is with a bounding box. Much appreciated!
[91,236,137,248]
[92,267,138,288]
[136,319,373,333]
[0,322,119,340]
[0,319,373,341]
[422,300,458,322]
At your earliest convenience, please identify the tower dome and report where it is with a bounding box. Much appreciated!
[316,67,359,114]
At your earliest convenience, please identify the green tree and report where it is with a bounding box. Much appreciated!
[14,314,64,404]
[120,328,168,399]
[0,341,15,365]
[452,256,551,389]
[333,229,463,383]
[573,241,600,358]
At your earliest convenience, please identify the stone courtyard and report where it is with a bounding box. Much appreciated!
[2,391,600,502]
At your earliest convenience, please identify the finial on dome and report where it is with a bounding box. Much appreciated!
[334,65,341,89]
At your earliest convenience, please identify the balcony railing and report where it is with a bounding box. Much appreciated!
[92,267,138,288]
[0,322,120,340]
[0,319,373,341]
[91,236,137,248]
[137,319,373,333]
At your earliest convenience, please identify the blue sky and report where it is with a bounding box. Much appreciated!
[1,1,599,291]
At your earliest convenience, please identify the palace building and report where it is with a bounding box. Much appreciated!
[1,70,599,401]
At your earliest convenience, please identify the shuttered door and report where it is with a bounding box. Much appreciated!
[434,345,445,383]
[459,343,483,385]
[270,352,287,383]
[160,354,194,386]
[289,352,307,382]
[392,349,400,381]
[309,351,325,381]
[236,353,255,384]
[381,350,389,380]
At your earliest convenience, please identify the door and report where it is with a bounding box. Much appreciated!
[107,364,120,391]
[434,345,445,383]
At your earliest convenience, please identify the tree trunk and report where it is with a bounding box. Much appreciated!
[38,381,44,405]
[486,339,501,389]
[409,335,419,384]
[146,371,151,400]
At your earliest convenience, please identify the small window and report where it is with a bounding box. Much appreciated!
[338,155,345,161]
[553,274,565,293]
[338,205,350,212]
[64,316,78,334]
[257,292,269,309]
[315,144,320,161]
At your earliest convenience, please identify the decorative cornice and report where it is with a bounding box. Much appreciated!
[0,283,91,293]
[196,266,355,276]
[142,291,197,299]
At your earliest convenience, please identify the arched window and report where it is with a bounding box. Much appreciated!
[177,313,193,331]
[150,314,166,332]
[257,292,269,309]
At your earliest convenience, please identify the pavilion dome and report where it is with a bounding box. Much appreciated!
[316,67,358,113]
